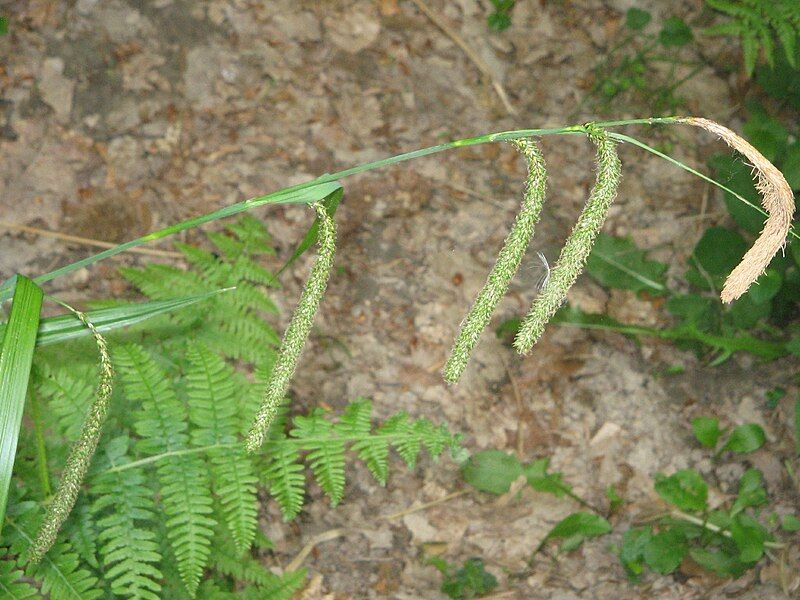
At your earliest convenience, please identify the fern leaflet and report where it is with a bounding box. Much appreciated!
[116,344,216,597]
[185,342,258,553]
[90,436,163,599]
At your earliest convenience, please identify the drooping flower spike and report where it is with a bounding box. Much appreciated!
[30,307,114,563]
[514,125,622,354]
[246,202,336,453]
[443,138,547,384]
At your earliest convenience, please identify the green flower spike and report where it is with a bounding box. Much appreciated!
[514,125,621,354]
[246,202,336,453]
[443,139,548,384]
[30,307,113,563]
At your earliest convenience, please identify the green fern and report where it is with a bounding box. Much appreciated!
[0,559,38,599]
[706,0,800,74]
[265,399,461,520]
[209,529,307,599]
[33,364,95,440]
[3,500,103,600]
[5,218,462,597]
[90,436,163,600]
[120,215,279,364]
[116,343,216,597]
[185,342,258,553]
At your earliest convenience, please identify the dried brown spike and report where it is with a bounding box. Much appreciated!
[678,117,795,303]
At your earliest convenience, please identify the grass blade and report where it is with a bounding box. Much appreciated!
[0,289,233,347]
[0,275,43,533]
[0,181,342,302]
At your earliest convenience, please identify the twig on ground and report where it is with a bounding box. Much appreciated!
[409,0,517,115]
[285,528,346,573]
[379,489,470,521]
[0,221,183,259]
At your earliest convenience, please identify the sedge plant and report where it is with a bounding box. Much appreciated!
[0,117,795,597]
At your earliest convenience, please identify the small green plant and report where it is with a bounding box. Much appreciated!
[705,0,800,75]
[429,557,498,599]
[486,0,515,32]
[576,8,699,117]
[462,415,797,584]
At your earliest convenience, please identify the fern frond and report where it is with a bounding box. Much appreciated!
[264,400,461,520]
[4,502,103,600]
[706,0,800,74]
[341,400,390,484]
[121,216,280,365]
[60,503,98,570]
[117,344,216,597]
[263,442,306,521]
[90,436,163,600]
[210,530,306,599]
[185,343,258,552]
[291,410,346,505]
[33,364,95,439]
[0,559,38,599]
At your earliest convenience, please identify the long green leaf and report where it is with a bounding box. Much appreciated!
[0,275,43,533]
[0,181,342,302]
[0,289,232,347]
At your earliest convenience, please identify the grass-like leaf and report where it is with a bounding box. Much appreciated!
[0,276,43,533]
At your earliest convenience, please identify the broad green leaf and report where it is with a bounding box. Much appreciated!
[730,514,767,562]
[654,470,708,512]
[724,291,772,329]
[747,269,783,304]
[461,450,521,495]
[606,485,623,512]
[731,469,768,514]
[643,528,688,574]
[626,8,651,31]
[541,512,611,551]
[707,153,764,235]
[782,142,800,190]
[691,417,721,448]
[438,557,498,599]
[666,294,717,332]
[781,514,800,532]
[0,275,43,533]
[619,527,651,577]
[742,103,789,162]
[686,227,747,290]
[659,17,693,47]
[689,547,750,577]
[722,423,766,454]
[0,17,7,36]
[0,289,232,347]
[585,233,667,294]
[523,458,570,497]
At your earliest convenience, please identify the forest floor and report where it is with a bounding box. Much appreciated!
[1,0,798,598]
